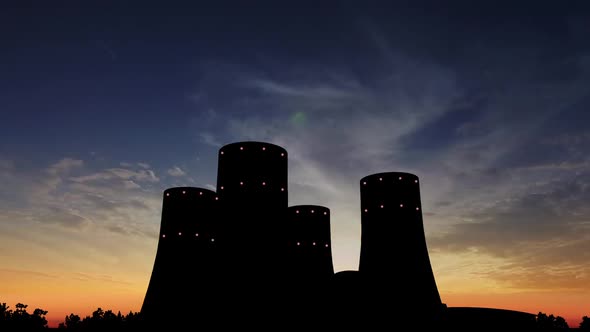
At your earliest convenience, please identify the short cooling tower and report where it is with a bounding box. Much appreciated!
[286,205,334,279]
[359,172,443,320]
[141,187,220,324]
[284,205,334,328]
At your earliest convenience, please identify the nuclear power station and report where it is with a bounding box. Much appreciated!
[141,140,537,329]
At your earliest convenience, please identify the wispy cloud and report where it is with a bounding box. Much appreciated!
[199,132,223,148]
[167,166,186,177]
[70,168,159,183]
[47,158,84,175]
[0,157,163,236]
[123,180,141,189]
[0,268,60,279]
[72,272,132,285]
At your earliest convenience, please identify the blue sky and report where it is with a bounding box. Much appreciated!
[1,0,590,325]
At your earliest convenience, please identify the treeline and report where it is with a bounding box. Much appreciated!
[1,302,141,330]
[0,302,48,330]
[536,312,588,329]
[2,301,590,329]
[56,308,142,330]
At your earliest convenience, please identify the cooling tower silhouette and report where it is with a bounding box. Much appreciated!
[141,187,220,324]
[284,205,334,328]
[137,143,539,328]
[359,172,443,321]
[286,205,334,279]
[216,141,288,272]
[215,141,289,322]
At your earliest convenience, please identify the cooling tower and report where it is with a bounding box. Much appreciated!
[359,172,442,320]
[215,141,288,315]
[283,205,334,328]
[286,205,334,279]
[141,187,220,324]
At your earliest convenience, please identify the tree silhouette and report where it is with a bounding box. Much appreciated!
[536,312,569,329]
[0,301,48,329]
[1,301,145,330]
[57,307,142,330]
[554,315,569,329]
[580,316,590,329]
[0,302,13,321]
[31,308,49,328]
[59,313,82,329]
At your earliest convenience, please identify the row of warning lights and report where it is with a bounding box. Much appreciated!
[220,146,286,156]
[167,179,413,196]
[162,233,215,240]
[362,177,419,184]
[165,179,416,197]
[363,204,421,212]
[163,191,418,212]
[166,183,287,197]
[163,194,327,214]
[294,209,328,215]
[160,233,330,247]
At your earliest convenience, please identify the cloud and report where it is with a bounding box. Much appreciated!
[123,180,141,189]
[70,168,159,183]
[199,132,223,148]
[167,166,186,177]
[72,272,132,285]
[429,174,590,290]
[0,268,60,279]
[47,158,84,175]
[247,77,362,100]
[0,156,164,239]
[31,206,92,229]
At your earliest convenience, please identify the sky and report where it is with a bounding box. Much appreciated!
[1,0,590,328]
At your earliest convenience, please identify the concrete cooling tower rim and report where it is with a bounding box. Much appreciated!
[288,205,330,215]
[163,187,217,197]
[360,171,419,184]
[218,141,288,156]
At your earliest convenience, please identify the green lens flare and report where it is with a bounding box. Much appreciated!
[290,112,307,126]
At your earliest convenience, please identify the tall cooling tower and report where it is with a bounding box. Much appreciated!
[216,141,288,285]
[286,205,334,279]
[141,187,220,324]
[359,172,442,319]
